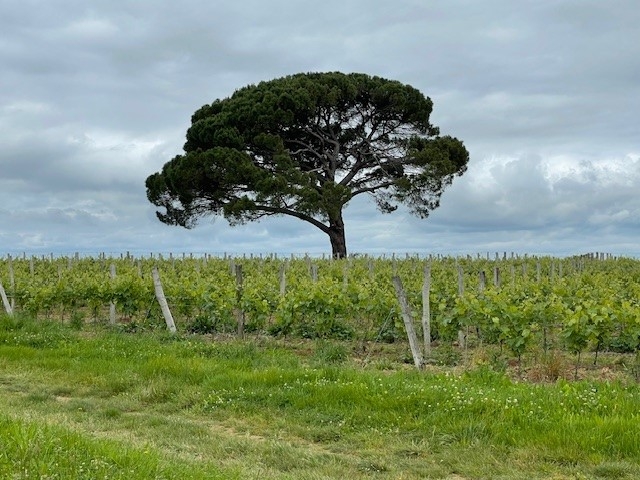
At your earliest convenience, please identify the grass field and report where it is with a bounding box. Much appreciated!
[0,315,639,479]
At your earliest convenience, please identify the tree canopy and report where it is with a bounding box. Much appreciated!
[146,72,469,257]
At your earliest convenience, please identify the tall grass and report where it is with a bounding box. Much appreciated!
[0,315,639,479]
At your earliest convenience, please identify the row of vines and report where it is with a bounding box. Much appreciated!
[1,253,640,362]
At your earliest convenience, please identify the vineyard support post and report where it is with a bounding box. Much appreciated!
[151,267,177,333]
[0,279,13,316]
[477,271,486,342]
[392,276,424,370]
[279,262,286,296]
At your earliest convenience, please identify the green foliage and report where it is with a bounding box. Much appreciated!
[3,254,640,367]
[185,314,217,334]
[69,310,84,330]
[0,315,73,349]
[269,277,355,339]
[432,344,463,366]
[312,340,349,364]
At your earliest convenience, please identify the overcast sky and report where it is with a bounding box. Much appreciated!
[1,1,639,258]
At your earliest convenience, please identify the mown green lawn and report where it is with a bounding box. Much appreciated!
[0,316,639,479]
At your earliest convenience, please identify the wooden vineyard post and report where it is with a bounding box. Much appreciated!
[229,258,235,276]
[559,261,563,278]
[279,262,286,296]
[305,255,311,275]
[392,276,424,370]
[477,270,487,344]
[151,267,177,333]
[422,264,431,359]
[109,264,117,325]
[235,264,245,337]
[0,279,13,316]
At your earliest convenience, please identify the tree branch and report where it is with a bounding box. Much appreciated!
[351,180,395,197]
[254,205,330,234]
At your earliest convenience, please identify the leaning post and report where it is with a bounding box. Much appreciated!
[152,266,177,333]
[392,276,424,370]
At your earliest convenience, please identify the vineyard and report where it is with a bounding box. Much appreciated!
[1,252,640,369]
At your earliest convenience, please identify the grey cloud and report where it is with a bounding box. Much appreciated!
[424,154,640,255]
[1,0,639,257]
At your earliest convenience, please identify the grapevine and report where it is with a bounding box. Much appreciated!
[1,253,638,366]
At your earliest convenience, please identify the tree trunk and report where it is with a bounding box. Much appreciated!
[328,212,347,259]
